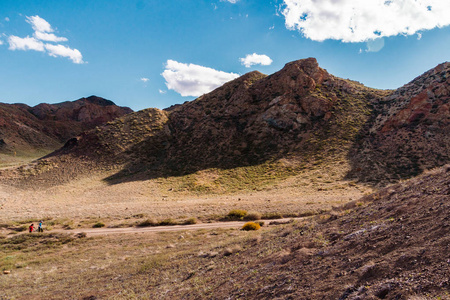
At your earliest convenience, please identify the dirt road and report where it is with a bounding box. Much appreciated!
[59,218,299,237]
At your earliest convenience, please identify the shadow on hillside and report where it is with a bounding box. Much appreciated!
[101,127,294,186]
[345,104,450,185]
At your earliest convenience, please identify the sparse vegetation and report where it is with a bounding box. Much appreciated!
[227,209,248,220]
[92,222,105,228]
[243,211,262,221]
[242,222,261,231]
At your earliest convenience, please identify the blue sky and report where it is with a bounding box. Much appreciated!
[1,0,449,111]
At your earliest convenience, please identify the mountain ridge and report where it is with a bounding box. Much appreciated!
[3,58,449,188]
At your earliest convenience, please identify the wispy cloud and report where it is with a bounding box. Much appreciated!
[7,15,84,64]
[44,44,83,64]
[221,0,240,3]
[4,17,9,22]
[282,0,450,43]
[240,53,273,68]
[162,60,239,97]
[140,77,149,83]
[34,31,68,42]
[159,89,167,94]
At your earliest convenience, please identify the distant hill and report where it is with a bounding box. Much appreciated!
[4,58,449,187]
[0,96,133,157]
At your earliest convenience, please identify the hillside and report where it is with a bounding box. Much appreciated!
[23,58,388,186]
[157,164,450,299]
[3,58,449,188]
[348,62,450,183]
[0,96,132,160]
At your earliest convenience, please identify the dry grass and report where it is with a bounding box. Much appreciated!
[0,159,373,225]
[0,226,265,299]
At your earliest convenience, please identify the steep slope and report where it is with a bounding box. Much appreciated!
[159,165,450,299]
[348,62,450,183]
[44,58,387,185]
[0,96,132,157]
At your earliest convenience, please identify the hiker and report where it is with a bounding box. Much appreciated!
[38,220,43,232]
[29,224,34,233]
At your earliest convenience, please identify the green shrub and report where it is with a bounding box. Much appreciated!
[243,212,261,221]
[242,222,261,231]
[92,222,105,228]
[227,209,248,220]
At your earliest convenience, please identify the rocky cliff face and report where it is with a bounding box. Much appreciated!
[0,96,132,156]
[348,62,450,182]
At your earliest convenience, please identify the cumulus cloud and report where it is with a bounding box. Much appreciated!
[7,15,84,64]
[44,44,84,64]
[8,35,45,51]
[162,60,239,97]
[240,53,273,68]
[282,0,450,43]
[26,15,53,33]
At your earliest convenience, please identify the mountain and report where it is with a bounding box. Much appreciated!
[348,62,450,183]
[5,58,450,187]
[45,58,387,182]
[0,96,133,157]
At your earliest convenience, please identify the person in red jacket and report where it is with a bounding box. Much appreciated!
[29,224,34,233]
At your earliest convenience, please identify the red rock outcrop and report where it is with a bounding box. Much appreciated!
[348,62,450,182]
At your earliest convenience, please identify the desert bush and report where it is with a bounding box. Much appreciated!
[242,222,261,231]
[92,222,105,228]
[227,209,248,220]
[243,211,261,221]
[182,217,197,225]
[261,212,283,219]
[158,219,177,226]
[137,219,157,227]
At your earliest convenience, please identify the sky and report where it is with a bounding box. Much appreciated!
[1,0,449,111]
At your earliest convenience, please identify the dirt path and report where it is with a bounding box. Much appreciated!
[56,218,300,237]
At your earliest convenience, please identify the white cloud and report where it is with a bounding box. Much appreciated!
[44,44,84,64]
[282,0,450,43]
[140,77,149,83]
[34,31,68,42]
[8,35,45,51]
[221,0,240,3]
[26,15,53,33]
[162,60,239,97]
[7,15,84,64]
[5,17,9,22]
[0,40,3,45]
[240,53,273,68]
[159,89,167,94]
